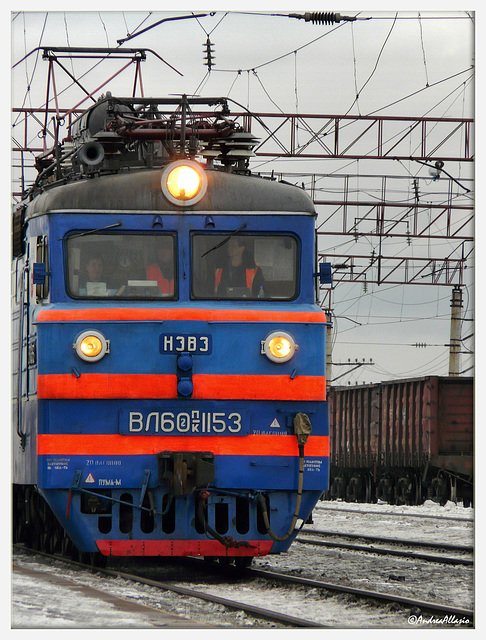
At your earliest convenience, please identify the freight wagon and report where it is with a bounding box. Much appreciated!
[328,376,473,506]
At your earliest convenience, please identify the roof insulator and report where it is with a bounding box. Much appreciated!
[203,37,215,71]
[288,12,357,24]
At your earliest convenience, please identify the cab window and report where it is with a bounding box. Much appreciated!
[66,233,176,299]
[192,234,298,300]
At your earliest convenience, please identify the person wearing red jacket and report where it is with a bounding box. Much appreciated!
[147,237,175,295]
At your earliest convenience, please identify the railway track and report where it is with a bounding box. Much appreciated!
[13,561,206,628]
[296,528,474,566]
[315,503,473,523]
[100,563,326,627]
[13,546,325,628]
[13,545,474,628]
[244,566,474,622]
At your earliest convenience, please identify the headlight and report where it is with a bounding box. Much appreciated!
[74,330,110,362]
[262,331,298,363]
[161,160,208,206]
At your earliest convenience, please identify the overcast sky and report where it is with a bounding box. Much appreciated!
[9,5,476,385]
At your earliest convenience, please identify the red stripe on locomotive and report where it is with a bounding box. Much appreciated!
[36,307,327,323]
[37,373,326,401]
[37,433,329,457]
[96,539,274,557]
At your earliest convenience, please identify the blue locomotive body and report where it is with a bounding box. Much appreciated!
[12,96,329,561]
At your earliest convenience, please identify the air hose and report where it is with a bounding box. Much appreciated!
[257,412,312,542]
[197,491,251,549]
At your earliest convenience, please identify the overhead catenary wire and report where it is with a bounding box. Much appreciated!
[213,20,348,74]
[97,12,111,48]
[251,69,285,113]
[343,13,398,117]
[121,12,153,40]
[418,12,430,87]
[193,10,228,37]
[12,11,473,384]
[372,351,451,379]
[12,12,48,128]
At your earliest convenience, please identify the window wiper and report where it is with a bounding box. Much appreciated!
[66,222,122,239]
[200,223,247,258]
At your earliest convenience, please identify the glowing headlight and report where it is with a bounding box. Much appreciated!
[161,160,207,206]
[74,330,110,362]
[262,331,298,363]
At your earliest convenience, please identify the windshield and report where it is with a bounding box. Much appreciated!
[192,233,298,300]
[66,233,176,299]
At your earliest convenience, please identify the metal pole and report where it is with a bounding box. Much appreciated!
[449,286,463,376]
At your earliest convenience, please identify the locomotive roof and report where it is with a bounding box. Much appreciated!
[24,167,316,218]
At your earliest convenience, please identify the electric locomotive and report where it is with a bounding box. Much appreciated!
[12,94,330,563]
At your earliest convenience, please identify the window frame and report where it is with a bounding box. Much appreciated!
[190,231,300,302]
[64,231,178,301]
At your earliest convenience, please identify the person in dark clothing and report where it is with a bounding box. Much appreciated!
[215,236,265,297]
[78,256,112,295]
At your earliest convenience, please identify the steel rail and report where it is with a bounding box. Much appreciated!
[313,504,473,522]
[13,546,326,628]
[246,567,474,621]
[298,527,473,553]
[99,566,327,628]
[295,534,473,566]
[14,545,473,626]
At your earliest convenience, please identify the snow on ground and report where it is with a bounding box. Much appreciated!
[12,565,190,628]
[11,499,476,630]
[254,499,475,610]
[307,499,474,546]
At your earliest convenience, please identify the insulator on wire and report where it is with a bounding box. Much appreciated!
[203,36,215,71]
[288,12,357,24]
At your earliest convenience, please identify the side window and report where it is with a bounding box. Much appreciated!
[35,235,49,301]
[12,207,25,258]
[192,234,298,300]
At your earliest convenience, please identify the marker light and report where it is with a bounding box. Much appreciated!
[262,331,298,363]
[161,160,207,206]
[74,330,110,362]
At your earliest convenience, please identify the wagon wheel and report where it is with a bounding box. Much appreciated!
[397,477,416,506]
[347,475,366,503]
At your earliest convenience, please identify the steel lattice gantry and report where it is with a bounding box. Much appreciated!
[238,112,473,162]
[12,107,473,195]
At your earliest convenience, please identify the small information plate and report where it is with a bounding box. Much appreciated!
[159,333,212,355]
